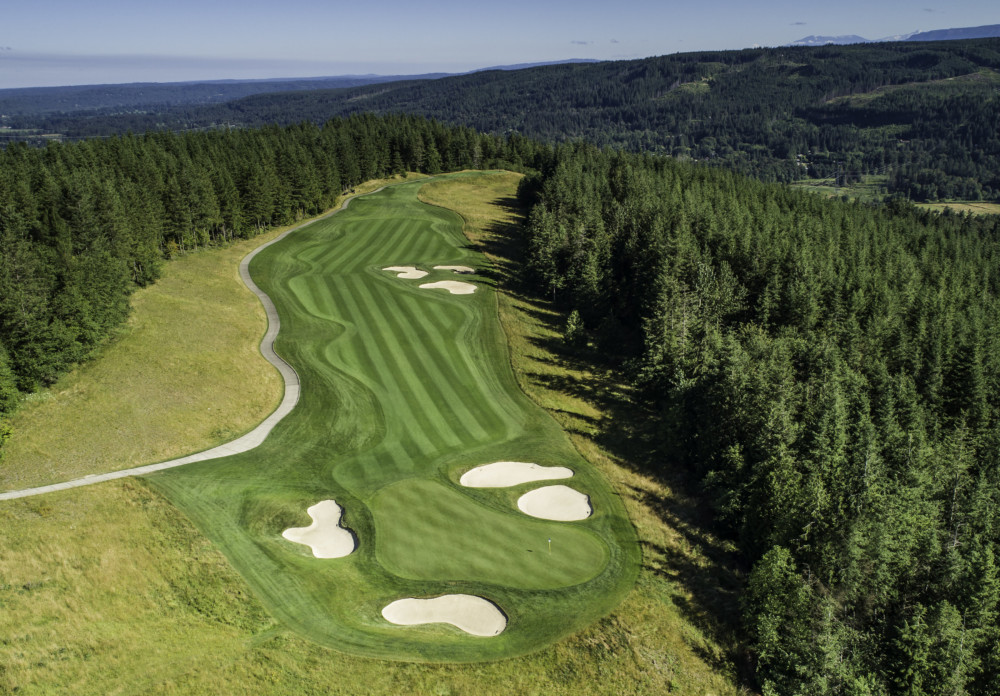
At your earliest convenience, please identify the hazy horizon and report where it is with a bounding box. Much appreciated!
[1,0,997,89]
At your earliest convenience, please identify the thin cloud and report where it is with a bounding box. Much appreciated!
[791,21,807,26]
[571,40,592,45]
[924,7,935,11]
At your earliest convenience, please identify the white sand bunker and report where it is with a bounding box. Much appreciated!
[383,266,428,279]
[382,594,507,637]
[460,461,574,488]
[419,280,477,295]
[434,265,476,274]
[517,485,592,521]
[281,500,356,558]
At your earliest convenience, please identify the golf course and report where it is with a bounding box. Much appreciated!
[144,172,639,661]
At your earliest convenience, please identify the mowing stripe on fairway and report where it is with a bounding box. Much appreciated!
[377,289,492,444]
[335,274,447,457]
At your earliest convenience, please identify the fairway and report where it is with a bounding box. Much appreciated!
[147,173,638,661]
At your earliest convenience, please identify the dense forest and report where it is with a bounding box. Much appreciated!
[7,39,1000,202]
[519,142,1000,694]
[0,114,548,452]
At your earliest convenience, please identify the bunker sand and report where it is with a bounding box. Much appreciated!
[419,280,477,295]
[460,461,573,488]
[382,594,507,637]
[517,485,592,521]
[282,500,356,558]
[383,266,428,279]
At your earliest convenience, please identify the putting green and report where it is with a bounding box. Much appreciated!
[373,479,607,589]
[147,173,638,661]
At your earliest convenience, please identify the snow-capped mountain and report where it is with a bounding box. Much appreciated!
[787,24,999,47]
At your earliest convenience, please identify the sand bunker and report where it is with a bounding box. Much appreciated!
[381,594,507,637]
[517,485,592,521]
[419,280,477,295]
[460,461,574,488]
[281,500,356,558]
[383,266,428,279]
[434,265,476,274]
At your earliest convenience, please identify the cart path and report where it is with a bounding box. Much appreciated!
[0,186,390,502]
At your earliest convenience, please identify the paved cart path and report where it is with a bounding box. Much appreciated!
[0,187,387,502]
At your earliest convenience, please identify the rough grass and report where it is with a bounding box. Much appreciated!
[0,481,274,695]
[0,171,742,694]
[1,231,283,491]
[0,174,415,493]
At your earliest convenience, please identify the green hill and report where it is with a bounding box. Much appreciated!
[11,39,1000,201]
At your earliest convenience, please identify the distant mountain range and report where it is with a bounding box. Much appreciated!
[0,59,600,117]
[789,23,1000,46]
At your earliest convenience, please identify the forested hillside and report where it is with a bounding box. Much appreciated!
[519,142,1000,693]
[10,39,1000,202]
[0,115,548,452]
[0,76,443,119]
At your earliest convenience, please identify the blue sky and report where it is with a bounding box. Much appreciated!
[1,0,997,88]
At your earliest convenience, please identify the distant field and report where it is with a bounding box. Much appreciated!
[790,174,889,202]
[915,200,1000,216]
[824,67,1000,105]
[791,177,1000,216]
[0,172,739,694]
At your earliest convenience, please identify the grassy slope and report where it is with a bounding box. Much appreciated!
[0,172,741,695]
[0,175,412,492]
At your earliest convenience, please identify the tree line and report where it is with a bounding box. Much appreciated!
[519,142,1000,694]
[10,39,1000,202]
[0,114,549,453]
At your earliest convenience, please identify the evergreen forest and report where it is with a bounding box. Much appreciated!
[519,143,1000,694]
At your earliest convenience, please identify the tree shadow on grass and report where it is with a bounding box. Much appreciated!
[466,195,529,290]
[526,359,753,679]
[478,190,757,689]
